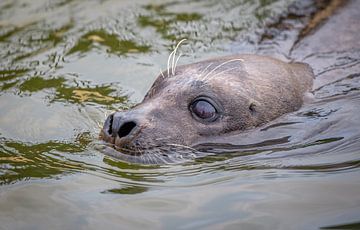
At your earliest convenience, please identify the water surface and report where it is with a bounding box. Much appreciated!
[0,0,359,229]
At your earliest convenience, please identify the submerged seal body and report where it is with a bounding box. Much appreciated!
[100,54,314,163]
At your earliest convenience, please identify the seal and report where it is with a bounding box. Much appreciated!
[99,54,314,164]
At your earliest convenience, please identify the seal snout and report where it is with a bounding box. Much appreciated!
[101,111,139,144]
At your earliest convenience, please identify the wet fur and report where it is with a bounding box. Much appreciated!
[100,54,314,164]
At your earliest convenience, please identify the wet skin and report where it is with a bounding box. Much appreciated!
[100,54,314,163]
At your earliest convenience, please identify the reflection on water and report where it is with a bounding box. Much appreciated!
[0,139,86,185]
[68,29,151,55]
[139,3,203,40]
[0,0,359,229]
[19,76,128,105]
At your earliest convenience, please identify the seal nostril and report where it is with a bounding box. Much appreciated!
[249,103,257,115]
[118,121,137,138]
[107,114,114,135]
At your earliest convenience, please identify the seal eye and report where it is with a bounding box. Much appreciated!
[190,99,217,121]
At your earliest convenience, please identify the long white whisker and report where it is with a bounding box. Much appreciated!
[200,62,213,76]
[166,143,196,151]
[167,50,175,77]
[146,153,151,164]
[202,58,243,81]
[171,39,187,75]
[174,52,183,74]
[140,152,144,161]
[154,153,163,164]
[155,137,171,141]
[151,153,159,164]
[204,66,239,83]
[151,154,158,164]
[160,69,165,78]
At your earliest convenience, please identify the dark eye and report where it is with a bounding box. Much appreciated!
[190,99,217,121]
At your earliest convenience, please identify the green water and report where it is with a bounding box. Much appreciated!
[1,0,360,229]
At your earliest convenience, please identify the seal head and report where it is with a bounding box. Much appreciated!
[100,54,313,163]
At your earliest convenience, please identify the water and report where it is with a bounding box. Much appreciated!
[1,0,360,229]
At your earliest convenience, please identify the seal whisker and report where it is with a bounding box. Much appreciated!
[138,150,144,162]
[146,154,151,165]
[200,62,213,76]
[150,153,159,164]
[160,69,165,79]
[174,52,183,75]
[204,66,240,83]
[114,146,141,155]
[167,50,175,77]
[171,39,187,76]
[154,152,167,164]
[155,137,171,141]
[202,58,244,82]
[154,155,162,164]
[165,143,196,151]
[120,147,137,154]
[149,153,157,164]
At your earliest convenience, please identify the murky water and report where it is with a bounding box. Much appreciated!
[0,0,359,229]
